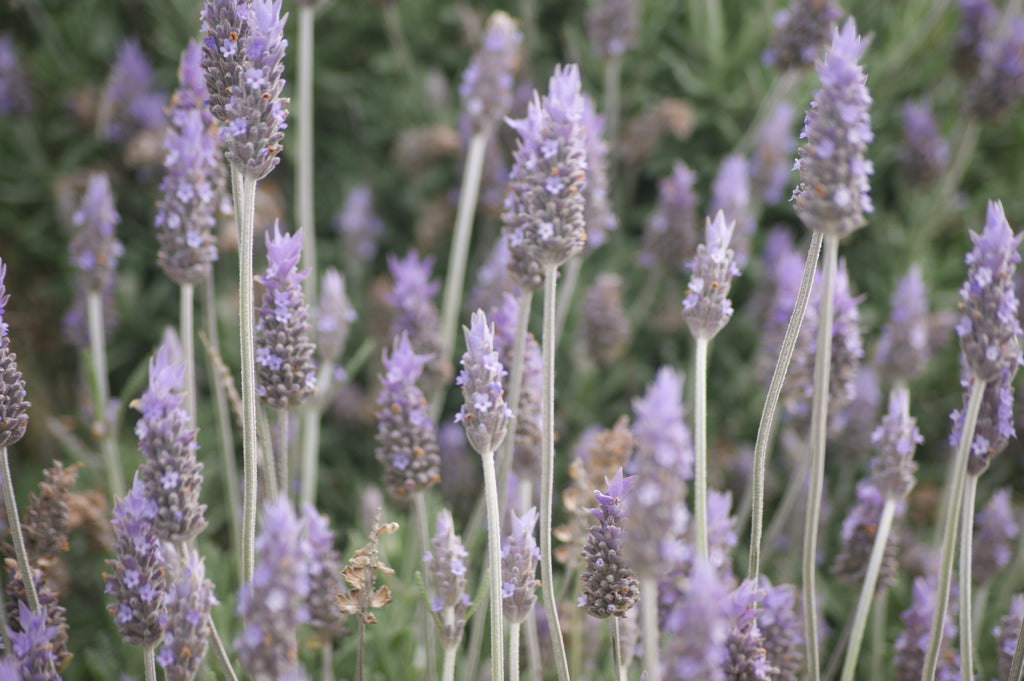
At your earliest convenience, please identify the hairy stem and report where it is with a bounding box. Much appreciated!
[497,290,533,507]
[482,449,506,681]
[322,642,334,681]
[959,474,978,681]
[87,289,124,499]
[414,491,439,681]
[640,577,661,681]
[442,645,458,681]
[510,621,521,681]
[296,5,317,304]
[748,229,822,579]
[299,362,333,507]
[0,446,39,611]
[694,336,709,560]
[180,283,196,426]
[802,232,839,681]
[555,257,580,343]
[611,617,625,681]
[144,645,157,681]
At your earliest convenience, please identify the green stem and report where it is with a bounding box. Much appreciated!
[694,336,709,561]
[414,491,439,681]
[144,645,157,681]
[180,283,196,426]
[296,5,317,304]
[496,290,533,497]
[640,577,661,681]
[299,362,333,507]
[276,409,290,496]
[443,646,458,681]
[839,498,896,681]
[554,257,581,344]
[510,621,521,681]
[525,606,542,681]
[235,167,259,583]
[208,611,241,681]
[86,289,124,499]
[802,232,840,681]
[322,642,334,681]
[1008,610,1024,681]
[611,617,625,681]
[257,406,279,500]
[482,449,505,681]
[921,378,984,681]
[1,446,39,612]
[436,132,489,420]
[748,229,823,579]
[871,590,887,680]
[959,474,978,681]
[540,265,571,681]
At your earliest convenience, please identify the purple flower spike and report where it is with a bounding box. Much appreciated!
[640,161,699,272]
[586,0,638,59]
[725,579,774,681]
[582,94,617,249]
[792,19,874,239]
[97,39,165,142]
[710,155,754,266]
[662,558,730,681]
[994,594,1024,681]
[170,41,215,128]
[0,34,33,116]
[158,547,216,681]
[71,172,124,293]
[424,508,472,649]
[683,211,741,341]
[0,658,18,681]
[756,578,804,681]
[957,200,1023,382]
[301,504,346,640]
[375,332,441,497]
[972,488,1018,584]
[869,387,922,501]
[581,273,631,367]
[831,481,900,591]
[950,363,1016,475]
[234,498,311,681]
[763,0,842,70]
[135,331,206,543]
[966,14,1024,121]
[469,235,518,313]
[255,223,316,409]
[334,185,384,261]
[316,267,356,365]
[899,101,950,187]
[459,11,522,136]
[876,265,933,385]
[755,228,804,384]
[386,251,446,390]
[955,0,998,76]
[750,101,797,205]
[503,64,588,272]
[104,477,168,647]
[456,310,513,455]
[893,575,961,681]
[0,259,29,447]
[10,601,59,681]
[502,506,540,624]
[580,469,639,619]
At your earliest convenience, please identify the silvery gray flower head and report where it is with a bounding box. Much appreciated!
[972,488,1017,584]
[459,11,521,136]
[0,259,28,447]
[455,310,512,454]
[502,506,540,624]
[424,508,472,649]
[202,0,290,180]
[875,265,933,385]
[586,0,638,59]
[503,64,588,273]
[868,387,922,501]
[255,224,317,409]
[581,273,631,367]
[956,200,1023,382]
[316,267,356,365]
[994,594,1024,680]
[640,161,699,272]
[831,480,900,593]
[70,172,124,293]
[582,94,617,249]
[763,0,842,70]
[710,155,754,266]
[158,546,216,681]
[683,211,741,341]
[750,101,797,205]
[579,469,639,619]
[792,19,874,239]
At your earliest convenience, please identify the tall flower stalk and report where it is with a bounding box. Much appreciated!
[202,0,290,582]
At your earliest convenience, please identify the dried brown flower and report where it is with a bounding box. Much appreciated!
[336,509,399,626]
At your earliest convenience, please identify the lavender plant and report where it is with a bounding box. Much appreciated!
[158,547,216,681]
[423,508,473,680]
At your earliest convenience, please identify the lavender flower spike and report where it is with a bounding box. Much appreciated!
[792,19,874,239]
[875,265,933,385]
[334,184,384,261]
[10,601,60,681]
[994,594,1024,680]
[950,354,1017,477]
[503,64,588,271]
[456,310,513,455]
[502,506,540,624]
[763,0,842,70]
[868,387,922,501]
[831,481,899,590]
[374,332,441,497]
[579,469,639,619]
[750,101,797,205]
[103,477,168,647]
[683,210,741,341]
[586,0,639,59]
[234,498,311,681]
[971,488,1018,584]
[424,508,473,648]
[158,547,216,681]
[725,579,774,681]
[582,94,617,249]
[640,161,699,271]
[956,200,1023,382]
[71,172,124,293]
[756,578,804,681]
[134,332,207,543]
[255,223,316,409]
[459,11,522,136]
[386,251,446,390]
[0,259,29,447]
[899,101,950,187]
[893,576,961,681]
[300,503,346,641]
[316,267,356,365]
[662,558,730,681]
[0,35,33,116]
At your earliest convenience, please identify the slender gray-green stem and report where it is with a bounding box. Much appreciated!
[357,620,367,681]
[611,618,625,681]
[208,611,241,681]
[201,277,241,583]
[299,363,333,506]
[921,378,984,681]
[0,446,39,612]
[872,590,887,680]
[972,582,989,654]
[382,3,413,78]
[296,5,317,304]
[694,336,710,560]
[748,229,823,579]
[554,258,581,343]
[525,609,542,681]
[823,615,852,681]
[144,645,157,681]
[463,574,487,681]
[276,409,290,496]
[762,445,810,566]
[959,474,979,681]
[540,264,571,681]
[1008,613,1024,681]
[322,642,334,681]
[603,56,622,154]
[496,290,534,499]
[482,448,506,681]
[802,232,840,681]
[443,646,458,681]
[640,578,660,681]
[510,621,521,681]
[435,132,489,420]
[839,498,896,681]
[414,490,439,681]
[86,289,124,499]
[257,407,279,501]
[180,283,196,425]
[234,167,259,583]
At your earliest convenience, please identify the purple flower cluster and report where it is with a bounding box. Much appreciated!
[10,601,60,681]
[374,333,442,497]
[662,559,730,681]
[792,19,874,239]
[503,64,588,272]
[994,594,1024,681]
[502,507,540,624]
[70,172,124,294]
[301,504,347,640]
[875,265,934,385]
[0,34,32,116]
[893,576,961,681]
[469,235,518,313]
[582,95,617,249]
[155,41,224,287]
[750,101,797,204]
[134,333,206,543]
[255,224,317,409]
[966,14,1024,121]
[971,488,1018,584]
[579,469,639,619]
[459,11,521,136]
[455,310,512,454]
[831,481,900,591]
[899,101,950,187]
[586,0,638,59]
[316,267,356,365]
[724,579,774,681]
[104,478,168,647]
[202,0,289,180]
[424,508,472,648]
[386,251,446,391]
[868,387,922,501]
[710,155,754,266]
[640,161,699,272]
[334,184,384,261]
[683,211,741,341]
[158,548,216,681]
[954,0,998,77]
[96,39,166,143]
[950,363,1016,475]
[580,273,631,367]
[763,0,843,70]
[755,229,804,384]
[0,259,28,447]
[756,578,804,681]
